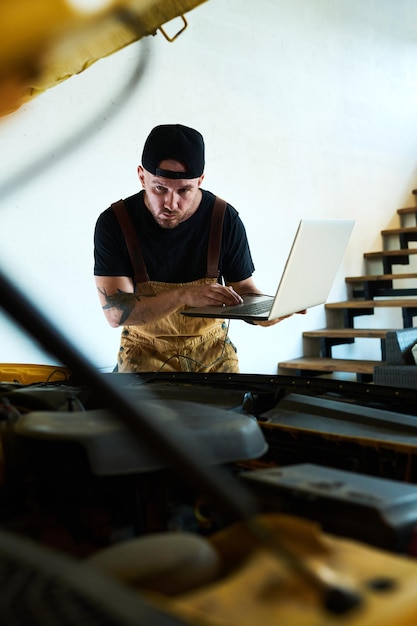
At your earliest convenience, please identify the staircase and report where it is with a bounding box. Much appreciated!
[278,196,417,382]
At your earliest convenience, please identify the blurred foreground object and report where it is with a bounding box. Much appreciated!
[168,514,417,625]
[0,0,207,116]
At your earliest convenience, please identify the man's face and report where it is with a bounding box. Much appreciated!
[138,159,204,229]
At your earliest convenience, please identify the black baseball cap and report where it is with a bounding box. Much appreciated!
[141,124,205,179]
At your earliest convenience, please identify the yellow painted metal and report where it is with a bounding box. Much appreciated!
[0,363,71,384]
[167,513,417,626]
[0,0,208,116]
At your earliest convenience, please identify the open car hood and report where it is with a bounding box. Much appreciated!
[0,0,207,116]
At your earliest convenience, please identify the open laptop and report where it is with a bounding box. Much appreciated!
[181,219,355,323]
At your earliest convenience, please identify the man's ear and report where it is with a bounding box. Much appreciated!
[137,165,145,187]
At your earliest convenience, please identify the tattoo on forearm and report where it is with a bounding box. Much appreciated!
[98,288,154,325]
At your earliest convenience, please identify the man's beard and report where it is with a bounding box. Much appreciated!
[154,212,182,229]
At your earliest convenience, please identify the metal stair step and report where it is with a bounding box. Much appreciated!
[381,226,417,236]
[345,273,417,283]
[364,249,417,259]
[303,328,393,339]
[278,357,382,377]
[326,299,417,309]
[398,206,417,215]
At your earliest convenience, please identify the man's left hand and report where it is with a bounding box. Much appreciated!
[250,309,307,327]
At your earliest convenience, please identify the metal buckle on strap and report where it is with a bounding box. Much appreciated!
[159,15,188,42]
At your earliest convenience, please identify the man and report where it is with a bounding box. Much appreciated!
[94,123,284,373]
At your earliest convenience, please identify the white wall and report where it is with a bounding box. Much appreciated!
[1,0,417,374]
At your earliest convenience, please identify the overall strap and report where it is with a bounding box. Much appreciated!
[111,199,150,283]
[206,196,227,279]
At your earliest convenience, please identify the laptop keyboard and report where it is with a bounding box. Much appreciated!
[236,299,272,316]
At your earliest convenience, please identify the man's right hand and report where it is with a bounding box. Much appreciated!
[182,283,243,308]
[95,276,244,328]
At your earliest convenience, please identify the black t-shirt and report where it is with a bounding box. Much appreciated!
[94,190,255,284]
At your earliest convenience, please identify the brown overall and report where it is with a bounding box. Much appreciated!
[111,197,239,373]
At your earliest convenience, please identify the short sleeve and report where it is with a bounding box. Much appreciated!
[220,206,255,283]
[93,208,133,277]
